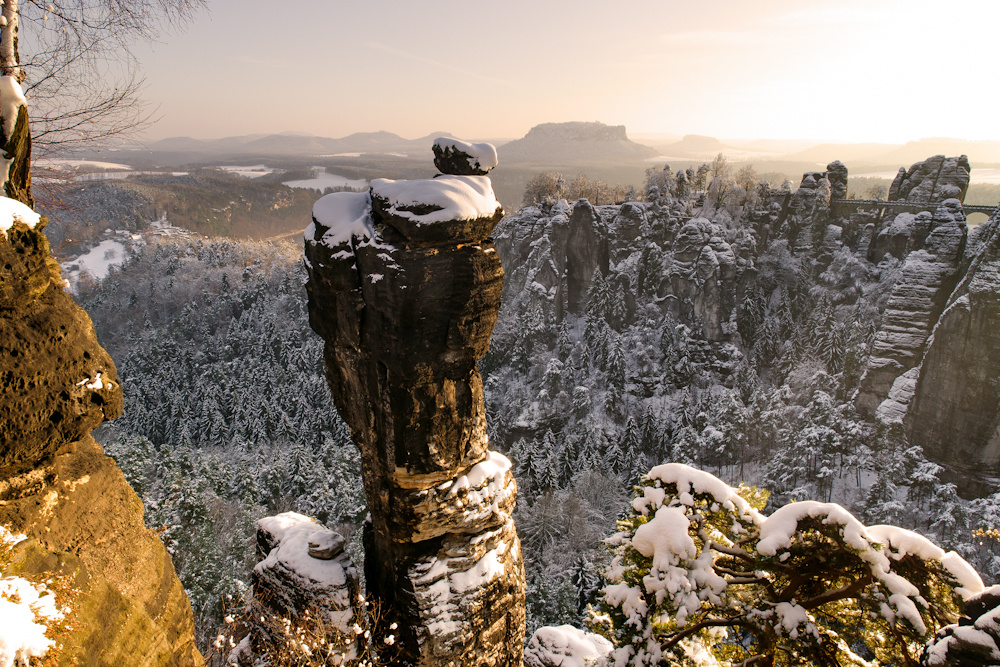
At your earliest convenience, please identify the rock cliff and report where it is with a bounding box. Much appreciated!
[903,211,1000,476]
[304,139,525,666]
[1,208,202,664]
[495,196,750,345]
[855,200,968,415]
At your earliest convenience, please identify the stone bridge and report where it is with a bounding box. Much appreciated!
[830,198,999,217]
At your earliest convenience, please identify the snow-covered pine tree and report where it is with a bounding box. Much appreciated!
[594,463,982,667]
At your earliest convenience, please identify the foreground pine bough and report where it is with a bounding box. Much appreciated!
[569,463,980,666]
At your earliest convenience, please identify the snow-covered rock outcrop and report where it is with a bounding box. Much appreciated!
[887,154,971,204]
[234,513,362,664]
[921,585,1000,666]
[524,625,613,667]
[0,197,202,664]
[303,141,525,665]
[495,198,749,343]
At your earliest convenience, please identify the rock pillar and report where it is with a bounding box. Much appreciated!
[304,138,525,666]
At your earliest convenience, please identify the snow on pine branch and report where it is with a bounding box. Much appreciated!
[594,463,983,667]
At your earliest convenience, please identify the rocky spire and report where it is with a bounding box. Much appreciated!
[304,138,525,665]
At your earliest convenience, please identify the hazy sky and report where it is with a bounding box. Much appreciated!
[132,0,1000,144]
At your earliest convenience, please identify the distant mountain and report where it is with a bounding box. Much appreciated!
[784,143,902,166]
[876,139,1000,167]
[140,130,465,159]
[498,122,657,163]
[657,134,731,157]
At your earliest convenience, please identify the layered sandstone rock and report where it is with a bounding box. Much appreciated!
[854,200,968,416]
[1,211,202,665]
[888,154,970,204]
[903,212,1000,475]
[496,199,746,344]
[304,139,525,666]
[236,513,362,664]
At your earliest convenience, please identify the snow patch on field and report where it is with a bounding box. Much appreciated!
[284,167,367,192]
[219,165,276,179]
[61,239,128,291]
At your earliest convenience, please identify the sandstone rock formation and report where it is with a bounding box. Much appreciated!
[855,200,968,416]
[903,211,1000,476]
[888,155,970,204]
[826,160,848,201]
[496,199,747,345]
[304,140,525,666]
[921,585,1000,666]
[236,512,362,665]
[1,208,202,664]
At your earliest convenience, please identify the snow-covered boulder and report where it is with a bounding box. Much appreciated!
[922,585,1000,666]
[432,137,498,176]
[524,625,613,667]
[248,513,361,661]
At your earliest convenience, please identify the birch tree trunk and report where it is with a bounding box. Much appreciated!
[0,0,31,206]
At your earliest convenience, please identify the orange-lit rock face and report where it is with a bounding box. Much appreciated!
[1,213,202,665]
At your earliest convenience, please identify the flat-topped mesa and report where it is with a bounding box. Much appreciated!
[304,140,525,666]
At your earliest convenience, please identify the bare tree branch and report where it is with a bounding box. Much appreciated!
[15,0,206,153]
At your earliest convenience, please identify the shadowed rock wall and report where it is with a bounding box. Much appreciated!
[304,140,525,666]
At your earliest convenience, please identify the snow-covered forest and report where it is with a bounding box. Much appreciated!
[80,162,1000,655]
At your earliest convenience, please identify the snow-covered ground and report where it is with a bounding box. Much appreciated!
[219,165,278,179]
[38,158,133,171]
[283,167,367,192]
[0,527,64,667]
[61,239,128,292]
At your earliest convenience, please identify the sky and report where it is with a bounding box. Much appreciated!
[129,0,1000,144]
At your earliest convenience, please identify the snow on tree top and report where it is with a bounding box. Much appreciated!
[370,175,501,225]
[644,462,761,521]
[940,551,986,598]
[756,500,870,556]
[631,505,696,570]
[306,191,373,249]
[0,196,40,237]
[868,524,945,562]
[432,137,498,175]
